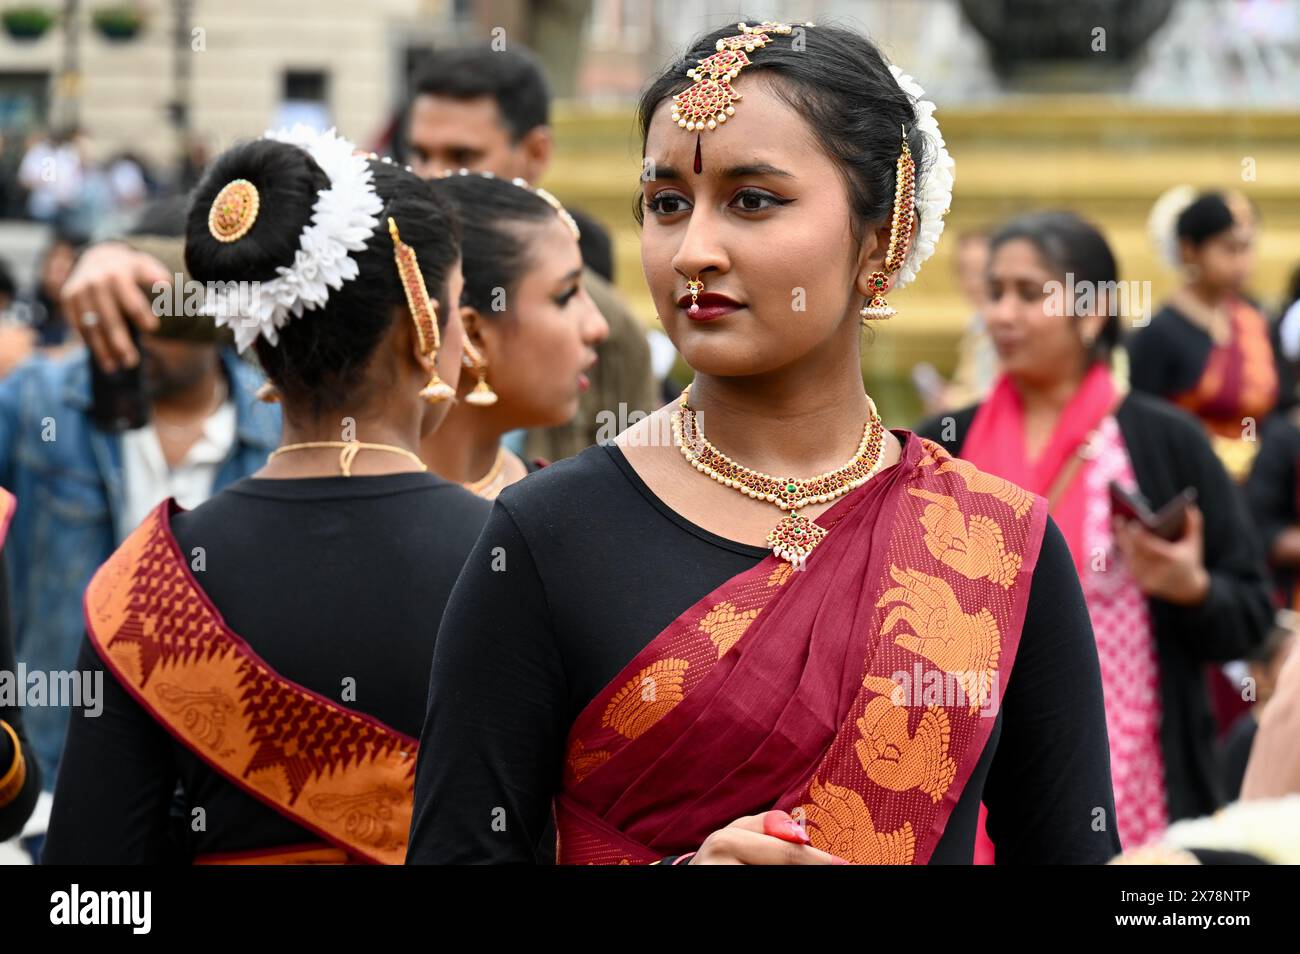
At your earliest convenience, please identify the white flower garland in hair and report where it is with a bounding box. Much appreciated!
[1147,184,1197,271]
[205,124,384,351]
[887,64,955,292]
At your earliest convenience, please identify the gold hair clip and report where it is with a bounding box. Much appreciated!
[445,169,580,241]
[388,217,455,403]
[532,185,581,241]
[208,179,260,243]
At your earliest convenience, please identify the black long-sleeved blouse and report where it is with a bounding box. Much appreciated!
[408,437,1121,864]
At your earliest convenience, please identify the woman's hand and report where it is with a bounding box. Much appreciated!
[689,809,851,865]
[1112,504,1210,607]
[61,242,171,373]
[1241,641,1300,800]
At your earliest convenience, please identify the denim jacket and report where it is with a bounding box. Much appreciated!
[0,347,280,786]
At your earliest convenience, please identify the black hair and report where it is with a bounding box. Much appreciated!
[1177,193,1236,248]
[427,173,563,317]
[185,138,460,414]
[633,20,931,250]
[409,45,550,141]
[989,210,1122,362]
[569,208,614,283]
[0,257,14,299]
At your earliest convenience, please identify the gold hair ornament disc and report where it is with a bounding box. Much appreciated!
[208,179,261,243]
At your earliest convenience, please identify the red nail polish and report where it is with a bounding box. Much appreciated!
[761,810,792,840]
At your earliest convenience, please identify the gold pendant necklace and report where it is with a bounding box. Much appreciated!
[672,387,887,566]
[269,440,427,477]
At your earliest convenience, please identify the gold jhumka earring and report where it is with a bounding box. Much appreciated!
[460,338,498,406]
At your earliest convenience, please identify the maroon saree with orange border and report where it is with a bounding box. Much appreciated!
[83,500,418,865]
[554,434,1048,864]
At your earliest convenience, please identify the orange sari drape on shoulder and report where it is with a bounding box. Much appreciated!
[83,500,418,864]
[1173,297,1278,481]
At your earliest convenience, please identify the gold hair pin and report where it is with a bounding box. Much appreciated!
[388,216,455,403]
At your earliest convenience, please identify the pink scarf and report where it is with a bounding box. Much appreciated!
[962,363,1118,576]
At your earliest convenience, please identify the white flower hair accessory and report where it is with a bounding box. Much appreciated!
[888,64,955,292]
[204,124,384,351]
[1147,184,1197,270]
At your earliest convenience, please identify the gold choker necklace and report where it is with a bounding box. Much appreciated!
[671,387,887,566]
[269,440,427,477]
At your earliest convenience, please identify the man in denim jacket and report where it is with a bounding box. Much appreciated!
[0,236,279,807]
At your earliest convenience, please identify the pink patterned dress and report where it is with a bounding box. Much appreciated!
[1079,416,1169,849]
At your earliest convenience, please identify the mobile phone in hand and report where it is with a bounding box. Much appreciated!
[1108,481,1197,542]
[89,323,149,432]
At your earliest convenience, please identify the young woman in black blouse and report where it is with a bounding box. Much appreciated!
[917,211,1272,848]
[409,21,1119,865]
[420,172,608,498]
[43,130,490,864]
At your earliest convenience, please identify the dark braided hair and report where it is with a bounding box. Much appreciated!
[185,139,460,415]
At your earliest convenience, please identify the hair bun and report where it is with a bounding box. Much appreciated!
[185,138,329,287]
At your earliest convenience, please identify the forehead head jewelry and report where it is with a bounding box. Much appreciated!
[670,21,813,135]
[208,179,260,243]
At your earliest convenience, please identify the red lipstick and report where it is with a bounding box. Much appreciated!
[677,291,742,322]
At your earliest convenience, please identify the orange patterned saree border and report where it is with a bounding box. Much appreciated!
[83,500,418,865]
[784,441,1047,865]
